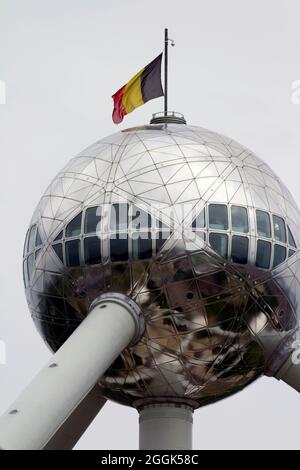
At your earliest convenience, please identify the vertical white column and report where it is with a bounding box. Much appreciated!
[0,294,143,450]
[139,403,193,450]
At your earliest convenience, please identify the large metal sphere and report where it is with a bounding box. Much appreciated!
[23,124,300,408]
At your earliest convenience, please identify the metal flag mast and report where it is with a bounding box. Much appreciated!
[151,28,186,124]
[164,28,169,117]
[164,28,175,117]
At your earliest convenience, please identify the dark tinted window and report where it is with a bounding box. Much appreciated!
[131,206,151,230]
[28,225,36,252]
[231,206,248,233]
[66,213,82,237]
[65,240,80,267]
[35,228,42,247]
[84,207,101,234]
[209,233,228,258]
[23,230,29,256]
[288,226,296,248]
[132,233,152,260]
[273,215,286,243]
[27,253,35,280]
[52,243,63,263]
[209,205,228,230]
[289,249,296,258]
[155,233,167,253]
[231,236,249,264]
[273,244,286,268]
[84,237,101,265]
[192,208,205,229]
[110,204,128,231]
[110,235,129,262]
[256,240,271,269]
[54,230,63,242]
[256,211,271,238]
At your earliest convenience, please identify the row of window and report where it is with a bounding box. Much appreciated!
[54,204,169,241]
[192,204,297,247]
[24,225,43,256]
[24,231,296,288]
[23,204,298,282]
[24,204,171,254]
[24,204,297,255]
[208,232,296,269]
[51,233,167,268]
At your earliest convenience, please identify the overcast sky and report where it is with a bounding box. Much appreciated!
[1,0,300,450]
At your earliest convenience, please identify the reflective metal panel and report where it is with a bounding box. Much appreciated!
[23,124,300,408]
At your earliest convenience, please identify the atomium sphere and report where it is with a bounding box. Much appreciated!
[23,123,300,408]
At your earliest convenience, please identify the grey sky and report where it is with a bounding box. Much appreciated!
[1,0,300,449]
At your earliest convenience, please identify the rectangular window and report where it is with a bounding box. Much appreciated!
[35,229,42,247]
[110,235,129,262]
[131,206,152,230]
[256,210,271,238]
[132,233,152,260]
[84,207,102,234]
[209,204,228,230]
[84,237,101,265]
[231,206,248,233]
[256,240,271,269]
[28,225,36,252]
[27,253,35,280]
[209,233,228,258]
[192,208,205,230]
[66,213,82,237]
[273,215,286,243]
[273,244,286,268]
[65,240,80,267]
[53,243,63,264]
[231,236,249,264]
[110,204,129,231]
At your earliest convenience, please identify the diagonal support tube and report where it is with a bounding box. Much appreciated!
[0,293,144,450]
[260,327,300,393]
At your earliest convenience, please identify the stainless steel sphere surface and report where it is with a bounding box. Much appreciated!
[23,123,300,408]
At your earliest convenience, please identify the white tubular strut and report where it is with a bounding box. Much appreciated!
[0,293,144,450]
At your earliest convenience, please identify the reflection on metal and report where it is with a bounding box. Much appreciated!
[23,124,300,409]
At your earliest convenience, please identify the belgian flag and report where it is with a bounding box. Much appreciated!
[112,53,164,124]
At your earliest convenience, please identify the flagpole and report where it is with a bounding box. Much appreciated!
[164,28,168,117]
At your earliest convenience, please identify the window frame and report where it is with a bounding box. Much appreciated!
[231,235,249,265]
